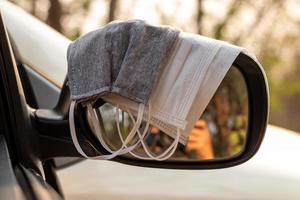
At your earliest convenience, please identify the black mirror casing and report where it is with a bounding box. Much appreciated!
[108,53,269,169]
[109,53,269,169]
[35,52,269,170]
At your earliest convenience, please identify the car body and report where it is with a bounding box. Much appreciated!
[58,125,300,200]
[0,1,299,200]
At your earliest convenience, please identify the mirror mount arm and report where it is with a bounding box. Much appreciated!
[53,79,71,120]
[33,108,102,160]
[32,79,102,160]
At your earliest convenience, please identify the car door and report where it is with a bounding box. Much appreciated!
[0,12,64,199]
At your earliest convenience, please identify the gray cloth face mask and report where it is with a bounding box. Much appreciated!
[67,20,180,104]
[67,20,180,160]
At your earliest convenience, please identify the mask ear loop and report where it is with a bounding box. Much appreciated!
[125,109,180,160]
[70,100,89,157]
[127,111,180,160]
[88,103,146,155]
[87,104,137,155]
[89,100,179,160]
[115,101,180,161]
[69,100,145,160]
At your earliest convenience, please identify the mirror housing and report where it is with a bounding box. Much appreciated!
[111,53,269,169]
[34,52,269,169]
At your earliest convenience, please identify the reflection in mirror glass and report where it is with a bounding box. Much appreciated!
[88,65,248,161]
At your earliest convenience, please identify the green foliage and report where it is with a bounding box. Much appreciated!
[67,28,81,40]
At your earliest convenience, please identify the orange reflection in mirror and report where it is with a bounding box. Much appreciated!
[185,120,214,160]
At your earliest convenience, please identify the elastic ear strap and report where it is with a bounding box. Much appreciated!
[122,103,145,143]
[69,101,117,159]
[115,106,150,158]
[69,101,143,160]
[126,108,180,160]
[69,100,89,157]
[114,101,180,160]
[88,105,137,155]
[88,106,112,152]
[85,103,145,159]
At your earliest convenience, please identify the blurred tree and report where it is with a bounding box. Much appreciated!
[30,0,36,15]
[233,0,284,45]
[107,0,119,23]
[47,0,63,32]
[213,0,242,40]
[196,0,204,34]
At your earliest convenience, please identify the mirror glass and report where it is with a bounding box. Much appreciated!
[89,65,248,161]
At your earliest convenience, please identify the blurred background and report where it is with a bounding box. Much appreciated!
[9,0,300,134]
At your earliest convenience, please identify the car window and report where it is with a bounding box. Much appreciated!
[1,2,69,87]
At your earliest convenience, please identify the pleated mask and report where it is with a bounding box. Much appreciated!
[68,22,243,160]
[102,32,243,146]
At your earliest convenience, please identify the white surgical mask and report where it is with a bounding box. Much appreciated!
[102,33,242,145]
[70,33,242,160]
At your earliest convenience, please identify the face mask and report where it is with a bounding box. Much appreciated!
[69,31,242,160]
[102,33,242,145]
[67,20,180,160]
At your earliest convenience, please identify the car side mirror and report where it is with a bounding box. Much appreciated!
[34,52,269,169]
